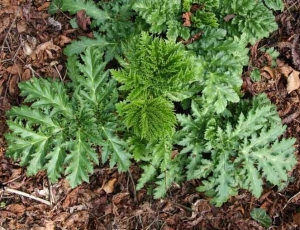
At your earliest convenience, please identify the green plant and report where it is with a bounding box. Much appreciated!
[251,208,272,228]
[5,47,131,187]
[49,0,139,60]
[111,32,199,140]
[176,94,296,206]
[5,0,297,206]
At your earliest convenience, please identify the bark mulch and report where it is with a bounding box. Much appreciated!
[1,1,300,229]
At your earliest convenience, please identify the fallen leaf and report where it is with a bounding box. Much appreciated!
[112,192,130,204]
[48,17,62,31]
[9,75,20,96]
[17,20,27,33]
[292,33,300,70]
[102,178,117,194]
[22,68,31,81]
[0,16,10,34]
[37,2,51,11]
[224,14,236,22]
[58,35,72,46]
[182,12,191,27]
[0,210,16,218]
[6,64,23,75]
[33,40,60,54]
[287,70,300,93]
[52,212,69,223]
[63,187,80,209]
[63,211,89,229]
[261,66,275,79]
[44,221,55,230]
[76,10,91,31]
[278,65,293,77]
[6,204,26,217]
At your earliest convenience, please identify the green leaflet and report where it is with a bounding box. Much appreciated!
[5,47,131,188]
[250,208,272,228]
[117,98,176,141]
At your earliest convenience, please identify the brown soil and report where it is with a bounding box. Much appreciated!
[1,1,300,229]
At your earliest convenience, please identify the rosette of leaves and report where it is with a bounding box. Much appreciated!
[112,32,199,141]
[5,47,131,188]
[176,94,296,206]
[111,32,199,197]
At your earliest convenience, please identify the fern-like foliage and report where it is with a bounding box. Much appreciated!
[133,0,190,41]
[131,136,185,198]
[112,32,197,100]
[49,0,139,61]
[5,47,131,187]
[187,29,248,113]
[218,0,279,44]
[176,94,296,206]
[112,32,199,140]
[117,98,176,140]
[7,0,296,207]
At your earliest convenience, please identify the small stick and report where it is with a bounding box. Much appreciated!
[128,169,137,202]
[282,191,300,211]
[1,14,17,54]
[2,186,51,206]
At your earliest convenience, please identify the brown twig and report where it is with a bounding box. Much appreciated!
[2,186,51,206]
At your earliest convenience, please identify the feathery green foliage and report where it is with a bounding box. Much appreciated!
[218,0,279,44]
[111,32,197,100]
[176,94,296,206]
[6,0,297,207]
[5,47,131,187]
[49,0,138,61]
[112,32,198,141]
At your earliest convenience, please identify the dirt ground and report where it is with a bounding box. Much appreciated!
[1,1,300,229]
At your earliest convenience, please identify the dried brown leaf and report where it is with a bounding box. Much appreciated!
[102,178,117,194]
[287,70,300,93]
[76,10,91,31]
[22,68,31,81]
[0,16,10,34]
[6,204,26,217]
[261,66,275,79]
[182,12,191,27]
[6,64,23,75]
[63,187,80,209]
[63,211,89,229]
[9,75,19,96]
[278,65,293,77]
[293,213,300,225]
[0,210,16,218]
[292,34,300,70]
[57,35,72,47]
[37,2,51,12]
[52,212,70,223]
[224,14,236,22]
[112,192,130,205]
[17,20,27,33]
[23,42,34,55]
